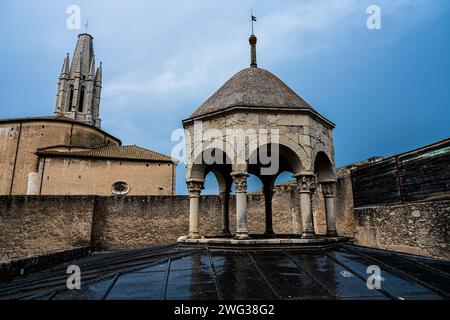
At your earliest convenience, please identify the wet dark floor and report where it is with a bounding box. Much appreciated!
[0,244,449,300]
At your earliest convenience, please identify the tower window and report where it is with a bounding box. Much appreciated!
[69,85,74,111]
[78,86,85,112]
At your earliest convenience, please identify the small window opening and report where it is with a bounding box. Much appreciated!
[112,181,130,196]
[69,85,74,110]
[78,86,85,112]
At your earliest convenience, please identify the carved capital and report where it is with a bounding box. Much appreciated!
[187,181,203,195]
[321,182,336,198]
[232,173,248,193]
[296,175,316,194]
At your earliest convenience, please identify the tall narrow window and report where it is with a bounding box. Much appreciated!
[68,85,74,111]
[78,86,85,112]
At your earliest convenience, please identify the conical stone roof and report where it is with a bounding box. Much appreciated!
[187,67,315,120]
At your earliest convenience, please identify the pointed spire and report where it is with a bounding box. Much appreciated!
[56,33,102,128]
[249,34,257,68]
[95,62,102,84]
[60,53,70,78]
[70,33,94,78]
[89,55,95,80]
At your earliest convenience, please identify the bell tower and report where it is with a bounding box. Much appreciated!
[54,33,102,129]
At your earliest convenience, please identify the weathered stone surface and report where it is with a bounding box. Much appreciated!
[0,196,95,262]
[1,183,448,262]
[354,200,450,259]
[0,194,298,261]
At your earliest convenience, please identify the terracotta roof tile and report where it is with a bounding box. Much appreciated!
[37,145,175,163]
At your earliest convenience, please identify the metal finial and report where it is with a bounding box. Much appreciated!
[251,10,257,35]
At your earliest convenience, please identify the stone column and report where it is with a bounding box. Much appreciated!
[263,185,274,235]
[292,190,303,234]
[187,181,203,239]
[322,182,338,237]
[219,191,231,236]
[296,174,316,239]
[232,172,249,239]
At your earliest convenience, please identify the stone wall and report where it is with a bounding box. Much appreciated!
[0,194,295,261]
[0,196,95,262]
[354,201,450,260]
[91,194,295,251]
[1,185,448,262]
[275,167,355,237]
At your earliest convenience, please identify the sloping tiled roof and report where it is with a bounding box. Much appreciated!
[187,67,316,120]
[37,145,175,163]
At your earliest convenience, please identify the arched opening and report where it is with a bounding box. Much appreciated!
[68,85,74,111]
[313,151,338,237]
[202,171,220,195]
[274,171,293,186]
[187,148,233,238]
[78,86,85,112]
[314,152,334,183]
[244,173,265,235]
[248,143,303,236]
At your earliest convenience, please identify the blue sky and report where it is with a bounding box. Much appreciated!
[0,0,449,194]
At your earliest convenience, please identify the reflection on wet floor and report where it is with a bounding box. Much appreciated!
[289,251,386,299]
[0,244,448,300]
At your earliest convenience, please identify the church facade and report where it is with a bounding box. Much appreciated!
[0,34,176,196]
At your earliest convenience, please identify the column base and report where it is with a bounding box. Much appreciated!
[188,232,200,239]
[235,233,250,240]
[301,231,316,239]
[327,230,338,237]
[220,230,232,237]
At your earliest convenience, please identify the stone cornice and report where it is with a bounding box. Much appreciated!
[182,105,336,130]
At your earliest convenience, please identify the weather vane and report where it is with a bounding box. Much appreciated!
[84,20,89,34]
[251,10,257,35]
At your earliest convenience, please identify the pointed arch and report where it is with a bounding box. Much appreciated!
[78,86,85,112]
[68,85,74,111]
[314,151,335,182]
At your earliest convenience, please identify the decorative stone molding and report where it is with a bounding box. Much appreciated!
[321,182,336,198]
[296,175,316,194]
[232,173,248,193]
